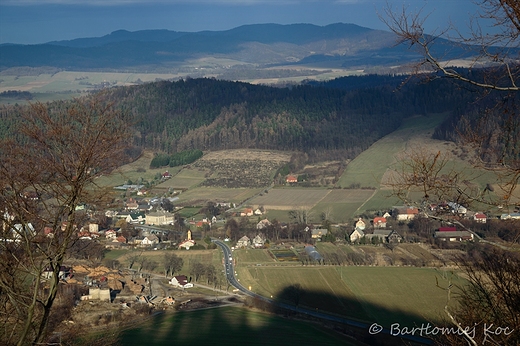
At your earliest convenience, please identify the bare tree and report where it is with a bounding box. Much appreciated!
[383,0,520,206]
[0,95,129,345]
[163,252,183,278]
[383,2,520,344]
[382,0,520,91]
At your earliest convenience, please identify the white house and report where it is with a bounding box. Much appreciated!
[350,228,365,243]
[141,234,159,247]
[169,275,193,288]
[236,236,251,248]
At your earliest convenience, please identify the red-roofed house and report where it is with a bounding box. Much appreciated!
[286,175,298,183]
[373,217,387,228]
[474,212,487,223]
[240,208,253,217]
[395,207,419,221]
[169,275,193,288]
[438,227,457,232]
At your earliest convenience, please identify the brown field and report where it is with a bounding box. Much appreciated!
[250,188,330,210]
[176,187,263,206]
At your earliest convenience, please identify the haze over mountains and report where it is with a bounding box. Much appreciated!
[0,23,474,71]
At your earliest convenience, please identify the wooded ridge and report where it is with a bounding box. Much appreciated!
[0,73,491,162]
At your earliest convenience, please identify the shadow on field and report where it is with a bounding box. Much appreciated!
[116,286,444,346]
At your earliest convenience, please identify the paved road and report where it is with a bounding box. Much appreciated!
[212,238,433,345]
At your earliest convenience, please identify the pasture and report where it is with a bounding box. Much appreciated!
[236,265,462,325]
[337,114,446,189]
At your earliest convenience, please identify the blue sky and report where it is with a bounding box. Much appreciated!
[0,0,483,44]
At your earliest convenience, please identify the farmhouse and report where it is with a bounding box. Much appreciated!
[473,212,487,223]
[373,217,387,228]
[311,228,328,239]
[141,234,159,247]
[105,229,117,239]
[252,234,266,248]
[240,208,253,217]
[350,228,365,243]
[394,206,419,221]
[169,275,193,288]
[257,219,272,229]
[355,218,366,230]
[286,175,298,183]
[236,236,251,248]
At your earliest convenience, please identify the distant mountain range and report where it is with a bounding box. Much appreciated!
[0,23,477,72]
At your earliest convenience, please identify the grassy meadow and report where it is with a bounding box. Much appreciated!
[235,264,461,326]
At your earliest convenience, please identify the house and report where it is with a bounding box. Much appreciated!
[311,228,328,239]
[125,198,139,210]
[254,208,263,216]
[42,266,72,281]
[355,218,366,230]
[286,175,298,183]
[240,208,253,217]
[434,230,474,241]
[105,229,117,239]
[126,212,145,224]
[394,206,419,221]
[386,230,403,243]
[373,229,403,243]
[501,213,520,220]
[448,202,467,215]
[115,235,127,244]
[169,275,193,288]
[236,236,251,248]
[146,211,174,225]
[373,217,387,228]
[178,239,195,250]
[12,223,35,239]
[257,219,272,230]
[350,228,365,243]
[141,234,159,247]
[473,212,487,223]
[252,234,266,248]
[162,171,172,179]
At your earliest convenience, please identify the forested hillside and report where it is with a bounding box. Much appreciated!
[0,75,482,162]
[108,76,477,157]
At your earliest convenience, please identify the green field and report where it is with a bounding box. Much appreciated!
[236,265,461,326]
[156,168,207,190]
[118,306,358,346]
